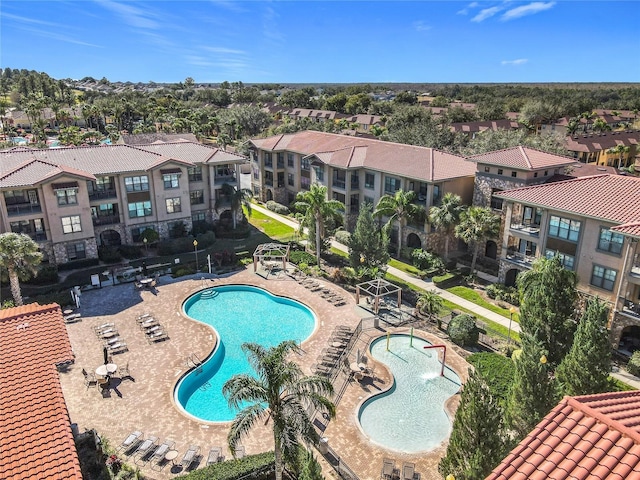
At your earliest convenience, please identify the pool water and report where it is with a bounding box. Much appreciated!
[358,335,461,453]
[176,285,316,422]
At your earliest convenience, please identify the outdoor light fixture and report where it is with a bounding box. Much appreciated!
[193,239,199,272]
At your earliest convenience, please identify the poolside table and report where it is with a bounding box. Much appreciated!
[96,363,118,377]
[164,450,179,465]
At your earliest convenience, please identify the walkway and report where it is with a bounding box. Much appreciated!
[250,202,521,334]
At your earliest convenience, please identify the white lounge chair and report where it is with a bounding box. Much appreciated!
[133,435,158,463]
[150,439,175,469]
[206,446,223,465]
[117,431,143,453]
[180,445,200,470]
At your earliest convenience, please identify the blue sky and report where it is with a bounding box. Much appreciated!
[2,1,639,84]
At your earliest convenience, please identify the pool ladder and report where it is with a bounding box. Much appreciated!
[186,353,204,374]
[200,290,218,300]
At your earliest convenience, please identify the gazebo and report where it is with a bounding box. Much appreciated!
[355,278,402,315]
[252,242,290,273]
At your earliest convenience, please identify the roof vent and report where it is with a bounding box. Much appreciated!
[16,322,30,330]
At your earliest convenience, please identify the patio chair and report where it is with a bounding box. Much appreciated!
[381,458,397,480]
[119,361,131,379]
[150,439,175,467]
[82,368,97,389]
[97,376,110,392]
[312,364,333,377]
[133,435,159,463]
[180,445,200,470]
[206,446,223,465]
[233,445,245,459]
[116,431,143,454]
[402,462,416,480]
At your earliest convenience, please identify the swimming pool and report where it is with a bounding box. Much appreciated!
[175,285,316,422]
[358,334,461,453]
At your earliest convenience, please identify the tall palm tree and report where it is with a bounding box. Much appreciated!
[429,192,464,262]
[220,183,253,229]
[454,206,501,275]
[607,144,631,169]
[294,184,344,265]
[223,341,335,480]
[0,233,43,306]
[416,289,444,323]
[374,189,424,258]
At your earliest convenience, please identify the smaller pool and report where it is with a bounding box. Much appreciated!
[10,136,27,144]
[358,334,461,453]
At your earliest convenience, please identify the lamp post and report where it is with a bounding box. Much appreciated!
[508,306,517,348]
[193,239,199,272]
[143,237,148,256]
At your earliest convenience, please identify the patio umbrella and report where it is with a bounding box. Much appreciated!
[103,346,109,365]
[356,349,360,363]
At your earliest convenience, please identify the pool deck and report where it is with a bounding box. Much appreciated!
[59,266,469,479]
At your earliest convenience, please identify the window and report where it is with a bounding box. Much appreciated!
[301,158,310,171]
[264,152,272,167]
[534,172,538,178]
[364,196,374,205]
[301,176,311,190]
[591,265,617,291]
[131,226,156,243]
[548,215,581,242]
[66,242,86,260]
[287,173,295,186]
[61,215,82,234]
[544,170,549,176]
[490,188,504,210]
[253,168,260,180]
[315,167,325,182]
[125,175,149,192]
[484,166,490,173]
[166,197,182,213]
[511,171,517,178]
[433,184,441,204]
[287,153,294,167]
[384,176,401,194]
[128,201,152,218]
[598,228,624,255]
[365,173,375,189]
[56,188,78,205]
[545,249,575,270]
[190,190,204,205]
[497,169,503,175]
[188,166,202,182]
[277,152,285,168]
[192,212,206,223]
[163,174,180,189]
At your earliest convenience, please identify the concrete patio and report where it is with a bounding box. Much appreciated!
[59,266,469,479]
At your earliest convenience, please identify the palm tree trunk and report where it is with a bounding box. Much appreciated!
[8,267,23,306]
[470,246,479,275]
[444,234,450,261]
[396,221,403,258]
[274,432,283,480]
[315,212,322,265]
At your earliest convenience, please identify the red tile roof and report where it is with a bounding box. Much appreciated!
[468,146,575,170]
[250,130,476,182]
[0,303,82,480]
[565,130,640,153]
[611,221,640,239]
[486,391,640,480]
[495,174,640,225]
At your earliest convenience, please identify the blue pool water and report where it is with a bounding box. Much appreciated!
[358,335,461,453]
[176,285,316,422]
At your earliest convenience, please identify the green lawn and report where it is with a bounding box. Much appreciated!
[247,208,297,241]
[388,258,422,277]
[446,286,514,320]
[330,247,348,258]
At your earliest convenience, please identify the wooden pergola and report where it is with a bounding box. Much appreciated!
[252,243,290,273]
[355,278,402,315]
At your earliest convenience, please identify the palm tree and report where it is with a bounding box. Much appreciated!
[294,184,344,265]
[416,289,444,323]
[428,192,464,262]
[0,233,43,306]
[454,206,501,275]
[223,341,335,480]
[220,183,253,229]
[374,189,424,258]
[607,144,631,169]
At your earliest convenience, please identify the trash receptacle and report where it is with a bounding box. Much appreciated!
[318,437,328,454]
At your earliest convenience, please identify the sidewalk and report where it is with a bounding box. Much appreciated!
[250,202,521,334]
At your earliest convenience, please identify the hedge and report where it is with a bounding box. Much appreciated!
[467,352,515,404]
[178,451,274,480]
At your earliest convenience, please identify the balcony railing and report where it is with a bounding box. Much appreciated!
[7,204,42,216]
[332,179,346,189]
[88,189,117,201]
[621,299,640,318]
[214,175,237,185]
[630,259,640,278]
[350,181,360,190]
[510,223,540,237]
[506,251,535,267]
[13,231,47,241]
[92,214,120,226]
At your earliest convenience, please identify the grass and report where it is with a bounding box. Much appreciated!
[247,208,297,241]
[388,258,422,277]
[330,246,348,258]
[446,285,513,320]
[609,376,637,391]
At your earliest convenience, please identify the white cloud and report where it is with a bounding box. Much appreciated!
[457,2,479,15]
[501,2,555,21]
[501,58,528,66]
[413,21,431,32]
[471,6,502,22]
[203,47,247,55]
[95,0,160,30]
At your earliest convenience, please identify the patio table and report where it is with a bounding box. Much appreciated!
[96,363,118,377]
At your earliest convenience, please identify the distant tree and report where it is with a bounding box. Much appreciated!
[439,370,510,480]
[348,202,390,269]
[460,128,568,157]
[556,297,612,396]
[374,189,424,257]
[517,256,578,366]
[476,100,506,121]
[429,192,464,261]
[344,93,372,115]
[454,206,500,275]
[279,88,315,109]
[0,233,43,306]
[592,117,612,133]
[322,92,348,113]
[393,91,417,105]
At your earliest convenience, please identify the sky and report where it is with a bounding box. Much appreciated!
[1,1,639,84]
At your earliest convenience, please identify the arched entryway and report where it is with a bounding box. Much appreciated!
[505,268,519,287]
[407,233,422,249]
[618,325,640,355]
[485,240,497,259]
[265,189,273,201]
[100,229,121,246]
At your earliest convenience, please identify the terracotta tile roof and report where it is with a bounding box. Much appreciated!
[565,130,640,153]
[449,119,520,134]
[611,221,640,239]
[495,174,640,224]
[134,141,246,164]
[0,158,96,188]
[0,303,81,480]
[468,146,575,170]
[250,130,476,182]
[486,391,640,480]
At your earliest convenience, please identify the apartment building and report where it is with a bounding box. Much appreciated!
[248,130,476,254]
[565,130,640,167]
[494,174,640,347]
[0,141,245,265]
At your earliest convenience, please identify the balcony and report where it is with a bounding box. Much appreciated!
[510,223,540,237]
[89,189,117,201]
[214,174,237,185]
[505,251,535,268]
[92,214,120,226]
[631,259,640,279]
[621,299,640,319]
[7,203,42,216]
[332,179,346,189]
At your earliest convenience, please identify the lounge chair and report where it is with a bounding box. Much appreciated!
[381,458,396,480]
[147,329,169,344]
[150,439,175,468]
[119,361,131,379]
[402,462,416,480]
[206,446,223,465]
[117,431,143,453]
[133,435,158,463]
[233,445,245,459]
[82,368,97,389]
[108,342,128,354]
[180,445,200,470]
[64,313,82,324]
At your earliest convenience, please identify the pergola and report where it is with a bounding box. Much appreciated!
[252,243,290,273]
[355,278,402,315]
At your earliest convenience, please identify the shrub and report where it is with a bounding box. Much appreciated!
[627,351,640,377]
[334,229,351,246]
[98,246,122,263]
[28,291,75,308]
[447,313,479,347]
[179,452,274,480]
[195,231,216,249]
[118,245,143,259]
[157,237,196,255]
[265,200,290,215]
[172,266,195,278]
[25,265,59,285]
[57,258,100,271]
[467,352,515,404]
[411,249,444,273]
[289,250,317,266]
[485,283,520,306]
